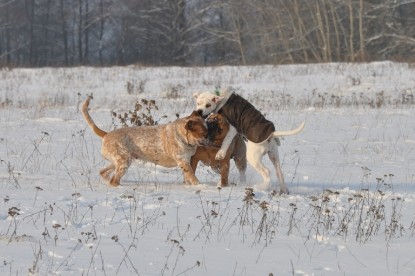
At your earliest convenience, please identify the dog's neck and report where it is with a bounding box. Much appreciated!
[175,123,195,148]
[214,87,234,113]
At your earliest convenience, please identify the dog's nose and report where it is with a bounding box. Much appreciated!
[197,109,203,116]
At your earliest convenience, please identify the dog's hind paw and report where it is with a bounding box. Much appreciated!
[215,149,226,160]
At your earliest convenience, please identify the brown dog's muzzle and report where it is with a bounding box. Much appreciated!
[206,117,222,143]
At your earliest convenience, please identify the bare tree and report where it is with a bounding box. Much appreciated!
[1,0,415,66]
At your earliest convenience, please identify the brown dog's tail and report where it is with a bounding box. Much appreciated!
[82,96,107,138]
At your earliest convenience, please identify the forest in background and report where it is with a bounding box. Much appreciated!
[1,0,415,67]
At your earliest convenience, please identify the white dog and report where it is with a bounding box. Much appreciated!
[193,87,305,194]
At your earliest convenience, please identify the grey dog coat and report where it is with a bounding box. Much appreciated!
[216,90,276,143]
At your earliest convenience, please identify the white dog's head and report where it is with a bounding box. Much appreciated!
[193,92,224,118]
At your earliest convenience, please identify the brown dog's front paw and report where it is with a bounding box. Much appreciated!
[184,176,200,185]
[188,180,200,185]
[109,176,120,187]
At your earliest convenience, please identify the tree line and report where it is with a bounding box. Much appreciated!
[1,0,414,67]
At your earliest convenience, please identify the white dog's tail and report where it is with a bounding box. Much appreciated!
[82,96,107,138]
[272,121,305,138]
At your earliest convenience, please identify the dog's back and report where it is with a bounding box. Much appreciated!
[83,96,208,186]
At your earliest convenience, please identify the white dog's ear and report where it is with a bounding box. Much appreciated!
[212,96,223,103]
[193,92,201,99]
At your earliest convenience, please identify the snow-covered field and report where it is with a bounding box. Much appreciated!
[1,62,415,275]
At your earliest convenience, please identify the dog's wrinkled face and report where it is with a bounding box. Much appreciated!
[193,92,223,118]
[206,113,229,143]
[182,111,209,146]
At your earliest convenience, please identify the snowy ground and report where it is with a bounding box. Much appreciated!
[1,62,415,275]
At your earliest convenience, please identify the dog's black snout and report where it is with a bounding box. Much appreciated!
[206,120,215,128]
[197,109,203,116]
[206,120,221,142]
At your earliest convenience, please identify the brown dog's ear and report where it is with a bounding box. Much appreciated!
[186,120,195,131]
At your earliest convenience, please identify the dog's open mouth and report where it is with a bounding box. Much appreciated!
[197,140,220,148]
[197,138,211,147]
[197,109,209,119]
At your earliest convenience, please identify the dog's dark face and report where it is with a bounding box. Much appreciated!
[206,113,229,144]
[182,111,209,146]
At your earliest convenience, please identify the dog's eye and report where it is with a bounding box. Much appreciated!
[205,103,211,108]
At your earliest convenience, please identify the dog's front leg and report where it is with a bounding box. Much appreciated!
[178,159,199,185]
[215,125,237,160]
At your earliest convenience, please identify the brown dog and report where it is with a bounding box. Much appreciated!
[82,96,208,186]
[191,113,247,187]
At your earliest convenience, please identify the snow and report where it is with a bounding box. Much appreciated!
[1,62,415,275]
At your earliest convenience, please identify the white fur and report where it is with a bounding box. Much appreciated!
[215,124,237,160]
[193,89,304,193]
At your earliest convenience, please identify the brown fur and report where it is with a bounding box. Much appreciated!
[82,96,208,186]
[191,113,247,187]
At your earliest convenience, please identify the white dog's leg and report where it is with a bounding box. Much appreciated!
[268,139,288,194]
[215,125,237,160]
[246,141,271,190]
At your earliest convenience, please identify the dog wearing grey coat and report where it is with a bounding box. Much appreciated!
[193,87,304,194]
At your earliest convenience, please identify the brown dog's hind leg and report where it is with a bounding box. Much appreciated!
[233,155,247,184]
[232,137,247,183]
[100,164,115,182]
[219,160,230,187]
[109,159,131,187]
